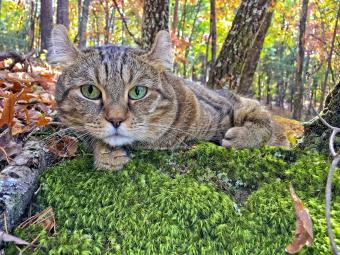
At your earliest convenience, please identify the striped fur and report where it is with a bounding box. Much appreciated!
[49,25,273,170]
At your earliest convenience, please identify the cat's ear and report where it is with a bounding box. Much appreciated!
[144,30,173,70]
[47,25,80,67]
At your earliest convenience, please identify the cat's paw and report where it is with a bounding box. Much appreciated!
[222,124,271,149]
[94,144,130,171]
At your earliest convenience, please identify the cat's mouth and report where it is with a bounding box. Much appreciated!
[103,133,134,146]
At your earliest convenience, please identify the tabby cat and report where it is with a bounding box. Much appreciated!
[48,25,275,171]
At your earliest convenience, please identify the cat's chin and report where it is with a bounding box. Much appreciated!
[104,135,135,147]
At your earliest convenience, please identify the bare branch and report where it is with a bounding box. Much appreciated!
[112,0,142,46]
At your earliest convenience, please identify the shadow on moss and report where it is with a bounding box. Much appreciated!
[5,142,340,254]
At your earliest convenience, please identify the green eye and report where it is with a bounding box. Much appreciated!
[128,86,148,100]
[80,85,101,100]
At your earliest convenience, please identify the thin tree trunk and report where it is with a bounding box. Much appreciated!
[210,0,217,66]
[141,0,169,50]
[57,0,69,29]
[292,0,309,120]
[257,73,262,101]
[28,0,36,50]
[104,0,110,44]
[183,0,202,77]
[78,0,92,48]
[318,3,340,112]
[177,0,187,38]
[172,0,179,35]
[40,0,53,51]
[207,0,274,95]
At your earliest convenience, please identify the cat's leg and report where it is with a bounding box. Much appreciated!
[94,141,130,171]
[222,97,272,148]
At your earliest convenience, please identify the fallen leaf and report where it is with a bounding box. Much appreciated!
[47,135,78,158]
[0,92,17,128]
[0,125,22,162]
[19,207,56,234]
[0,231,29,246]
[285,184,314,254]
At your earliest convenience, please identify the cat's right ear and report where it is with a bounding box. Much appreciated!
[47,25,79,68]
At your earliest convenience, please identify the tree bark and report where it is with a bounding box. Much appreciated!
[78,0,92,48]
[28,0,36,51]
[302,82,340,153]
[171,0,179,35]
[57,0,69,29]
[292,0,309,120]
[40,0,53,51]
[318,3,340,112]
[207,0,274,95]
[141,0,169,50]
[210,0,217,66]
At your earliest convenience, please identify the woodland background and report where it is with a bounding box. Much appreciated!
[0,0,339,123]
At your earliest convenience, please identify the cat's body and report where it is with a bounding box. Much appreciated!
[49,25,274,170]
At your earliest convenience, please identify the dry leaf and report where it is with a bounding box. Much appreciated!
[48,135,78,158]
[285,184,313,254]
[0,125,22,162]
[0,231,29,246]
[0,92,18,128]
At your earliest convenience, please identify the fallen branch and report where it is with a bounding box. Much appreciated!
[0,140,57,232]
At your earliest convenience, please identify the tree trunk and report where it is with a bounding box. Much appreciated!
[78,0,92,48]
[318,3,340,112]
[141,0,169,50]
[57,0,69,29]
[28,0,36,50]
[40,0,53,51]
[302,82,340,153]
[207,0,274,94]
[292,0,309,120]
[171,0,179,35]
[210,0,217,65]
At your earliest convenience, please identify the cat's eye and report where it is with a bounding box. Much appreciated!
[80,85,101,100]
[128,86,148,100]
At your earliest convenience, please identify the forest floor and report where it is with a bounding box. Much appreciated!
[3,142,340,254]
[0,59,339,254]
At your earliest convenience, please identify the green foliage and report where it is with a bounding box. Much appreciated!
[5,142,340,254]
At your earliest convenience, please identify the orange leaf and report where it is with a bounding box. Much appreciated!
[36,115,52,127]
[286,184,313,254]
[0,93,17,128]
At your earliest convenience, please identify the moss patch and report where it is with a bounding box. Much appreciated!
[5,142,340,254]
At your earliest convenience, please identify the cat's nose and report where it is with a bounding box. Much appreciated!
[104,105,128,129]
[110,117,125,128]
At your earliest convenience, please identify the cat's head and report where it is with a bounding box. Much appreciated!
[48,25,177,147]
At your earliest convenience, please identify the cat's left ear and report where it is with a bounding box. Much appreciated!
[144,30,173,71]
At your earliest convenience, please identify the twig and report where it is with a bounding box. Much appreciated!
[112,0,142,46]
[306,70,340,254]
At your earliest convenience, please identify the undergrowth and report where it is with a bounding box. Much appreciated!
[4,142,340,254]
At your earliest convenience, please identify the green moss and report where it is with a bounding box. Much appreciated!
[5,142,340,254]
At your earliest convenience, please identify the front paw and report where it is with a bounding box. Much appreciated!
[94,144,130,171]
[222,124,271,149]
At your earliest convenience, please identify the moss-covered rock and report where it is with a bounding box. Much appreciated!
[5,142,340,254]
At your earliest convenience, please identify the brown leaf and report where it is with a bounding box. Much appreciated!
[0,125,22,162]
[0,92,17,128]
[48,135,78,158]
[0,231,29,246]
[285,184,314,254]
